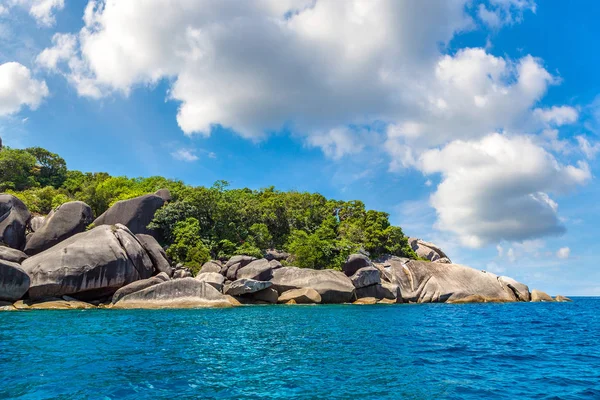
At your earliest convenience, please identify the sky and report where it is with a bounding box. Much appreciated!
[1,0,599,295]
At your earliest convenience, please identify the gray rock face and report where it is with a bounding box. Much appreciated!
[135,234,173,276]
[113,278,231,309]
[24,201,93,256]
[248,287,279,304]
[409,238,451,263]
[555,295,572,302]
[21,224,153,300]
[0,194,31,250]
[356,282,401,302]
[112,275,167,304]
[236,258,281,281]
[499,276,531,302]
[222,255,257,279]
[343,254,372,277]
[93,193,165,236]
[154,189,172,202]
[225,279,272,296]
[264,249,290,261]
[199,260,222,274]
[29,216,46,232]
[277,288,322,304]
[270,267,355,304]
[0,259,30,302]
[173,268,193,279]
[387,259,517,303]
[196,272,225,291]
[531,289,554,302]
[350,266,381,289]
[0,246,28,263]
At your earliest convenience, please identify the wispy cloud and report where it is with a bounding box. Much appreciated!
[171,148,199,162]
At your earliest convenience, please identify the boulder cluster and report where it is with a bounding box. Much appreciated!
[0,190,571,311]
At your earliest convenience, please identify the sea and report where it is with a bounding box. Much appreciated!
[1,298,599,399]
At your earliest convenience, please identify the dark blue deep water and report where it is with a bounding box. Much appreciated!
[1,299,600,399]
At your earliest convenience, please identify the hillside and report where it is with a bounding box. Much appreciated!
[0,141,418,272]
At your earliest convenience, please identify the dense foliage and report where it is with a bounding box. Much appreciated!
[0,144,418,271]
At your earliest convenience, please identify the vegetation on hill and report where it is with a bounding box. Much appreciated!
[0,144,418,272]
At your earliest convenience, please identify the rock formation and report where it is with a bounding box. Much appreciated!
[21,224,153,300]
[0,194,31,250]
[93,192,168,236]
[24,201,93,255]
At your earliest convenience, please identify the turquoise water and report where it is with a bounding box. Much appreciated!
[1,299,599,399]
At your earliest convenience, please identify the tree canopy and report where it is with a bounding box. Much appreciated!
[0,143,418,270]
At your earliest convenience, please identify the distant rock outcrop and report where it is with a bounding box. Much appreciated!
[409,238,451,263]
[531,290,554,302]
[270,267,355,303]
[112,278,232,309]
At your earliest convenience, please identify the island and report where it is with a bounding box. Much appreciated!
[0,143,569,310]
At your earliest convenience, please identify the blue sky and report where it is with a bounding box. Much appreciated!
[1,0,599,295]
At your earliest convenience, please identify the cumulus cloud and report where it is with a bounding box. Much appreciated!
[557,247,570,259]
[576,136,600,160]
[419,133,591,247]
[477,0,536,28]
[171,148,199,162]
[533,105,579,126]
[6,0,64,26]
[0,62,48,115]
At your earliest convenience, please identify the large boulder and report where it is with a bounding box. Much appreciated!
[409,238,451,263]
[29,216,46,232]
[0,259,30,302]
[112,278,232,309]
[355,282,401,302]
[0,245,28,263]
[93,193,166,236]
[342,254,372,277]
[387,259,517,303]
[555,295,572,302]
[135,234,173,276]
[531,289,554,302]
[24,201,93,256]
[21,224,153,300]
[225,279,272,296]
[199,260,222,274]
[350,266,381,289]
[221,255,256,278]
[277,288,321,304]
[0,194,31,249]
[499,276,531,302]
[248,287,279,304]
[236,258,281,281]
[196,272,225,292]
[264,249,290,261]
[111,273,169,304]
[270,267,355,304]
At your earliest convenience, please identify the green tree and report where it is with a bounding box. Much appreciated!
[166,218,210,275]
[25,147,67,188]
[0,147,38,191]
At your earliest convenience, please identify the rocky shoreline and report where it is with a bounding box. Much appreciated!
[0,190,571,311]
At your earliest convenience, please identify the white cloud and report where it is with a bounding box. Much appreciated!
[38,0,473,139]
[386,49,556,168]
[7,0,64,26]
[36,33,77,70]
[477,0,536,28]
[171,148,199,162]
[507,248,516,263]
[576,136,600,160]
[557,247,570,259]
[533,105,578,126]
[0,62,48,116]
[420,133,591,247]
[306,127,369,160]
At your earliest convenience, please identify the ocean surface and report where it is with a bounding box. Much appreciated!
[1,299,599,399]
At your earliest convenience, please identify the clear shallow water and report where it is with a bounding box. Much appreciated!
[1,299,599,399]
